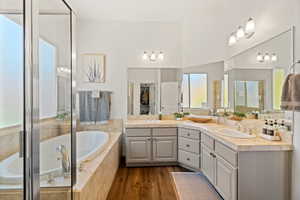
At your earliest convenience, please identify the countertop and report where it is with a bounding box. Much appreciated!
[125,120,293,152]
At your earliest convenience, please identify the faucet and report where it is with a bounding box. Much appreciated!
[57,144,71,178]
[236,122,243,131]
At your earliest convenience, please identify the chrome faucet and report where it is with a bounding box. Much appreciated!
[56,144,71,178]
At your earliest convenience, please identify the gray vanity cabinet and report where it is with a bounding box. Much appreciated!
[201,144,216,184]
[152,136,177,162]
[126,128,177,166]
[215,156,237,200]
[126,136,152,163]
[201,133,237,200]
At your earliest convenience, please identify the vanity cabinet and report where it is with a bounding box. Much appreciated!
[126,137,152,163]
[178,128,201,170]
[201,132,237,200]
[126,128,177,166]
[152,136,177,162]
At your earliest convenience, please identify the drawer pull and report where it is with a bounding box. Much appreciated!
[187,133,191,136]
[186,158,190,161]
[186,144,190,147]
[210,152,216,158]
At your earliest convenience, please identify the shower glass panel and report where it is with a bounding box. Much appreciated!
[39,0,73,199]
[0,0,24,199]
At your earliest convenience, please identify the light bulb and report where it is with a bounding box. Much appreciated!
[158,52,164,60]
[150,52,156,61]
[264,53,270,61]
[228,33,237,46]
[245,18,255,35]
[142,51,148,60]
[236,26,245,39]
[257,53,264,62]
[271,54,278,62]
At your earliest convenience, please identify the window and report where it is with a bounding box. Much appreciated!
[181,73,207,108]
[222,74,229,108]
[0,15,57,128]
[273,68,285,110]
[235,80,260,108]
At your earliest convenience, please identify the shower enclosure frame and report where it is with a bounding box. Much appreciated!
[0,0,77,199]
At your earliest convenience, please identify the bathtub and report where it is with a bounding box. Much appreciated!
[0,131,109,185]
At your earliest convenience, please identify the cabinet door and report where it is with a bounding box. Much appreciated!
[152,136,177,162]
[201,145,216,184]
[126,137,152,163]
[215,156,237,200]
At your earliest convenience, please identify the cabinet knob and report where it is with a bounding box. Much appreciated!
[186,144,190,147]
[187,133,190,136]
[186,158,190,161]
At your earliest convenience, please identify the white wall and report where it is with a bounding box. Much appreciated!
[77,20,182,118]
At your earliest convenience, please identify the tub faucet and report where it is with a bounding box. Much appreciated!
[56,145,71,178]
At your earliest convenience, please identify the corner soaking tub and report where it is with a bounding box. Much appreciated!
[0,131,109,185]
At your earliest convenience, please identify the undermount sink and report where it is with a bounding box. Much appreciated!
[216,128,256,139]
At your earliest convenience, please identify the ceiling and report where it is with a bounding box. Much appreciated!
[68,0,184,22]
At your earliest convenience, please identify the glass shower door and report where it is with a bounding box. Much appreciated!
[0,0,25,199]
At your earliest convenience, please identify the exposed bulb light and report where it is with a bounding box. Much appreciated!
[257,53,264,62]
[271,53,278,62]
[158,52,164,60]
[142,51,148,60]
[150,52,156,61]
[245,18,255,38]
[236,26,245,39]
[264,53,270,61]
[228,33,237,46]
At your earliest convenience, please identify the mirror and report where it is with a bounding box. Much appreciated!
[127,68,182,115]
[224,28,294,120]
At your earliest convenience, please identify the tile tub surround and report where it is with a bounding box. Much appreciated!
[125,120,293,152]
[73,131,121,200]
[0,118,71,161]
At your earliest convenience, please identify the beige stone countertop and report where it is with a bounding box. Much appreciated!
[125,120,293,152]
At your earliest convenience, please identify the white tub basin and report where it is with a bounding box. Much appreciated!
[217,128,256,139]
[0,131,109,185]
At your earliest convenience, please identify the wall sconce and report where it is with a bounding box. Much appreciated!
[142,51,164,62]
[228,17,255,46]
[257,53,278,63]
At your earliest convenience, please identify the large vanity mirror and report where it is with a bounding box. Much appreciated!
[223,28,294,122]
[127,68,182,116]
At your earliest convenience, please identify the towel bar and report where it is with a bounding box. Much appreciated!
[289,60,300,72]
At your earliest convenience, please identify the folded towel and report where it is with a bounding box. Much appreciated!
[281,74,300,111]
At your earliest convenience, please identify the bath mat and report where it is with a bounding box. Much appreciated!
[170,172,223,200]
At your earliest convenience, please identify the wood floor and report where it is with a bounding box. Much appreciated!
[107,166,188,200]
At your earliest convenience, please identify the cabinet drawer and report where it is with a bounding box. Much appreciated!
[152,128,177,136]
[179,128,200,140]
[178,150,200,169]
[215,141,237,167]
[202,133,214,150]
[178,137,200,154]
[126,128,151,137]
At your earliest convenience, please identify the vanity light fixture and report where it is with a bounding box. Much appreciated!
[264,53,271,61]
[236,26,245,39]
[142,51,164,62]
[257,53,264,62]
[271,53,278,62]
[142,51,149,60]
[245,18,255,38]
[158,52,164,60]
[257,52,278,63]
[228,33,237,46]
[150,52,157,61]
[228,17,255,46]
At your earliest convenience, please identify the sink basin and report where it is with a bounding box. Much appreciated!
[217,128,256,139]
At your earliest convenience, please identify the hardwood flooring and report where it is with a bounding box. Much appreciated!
[107,166,188,200]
